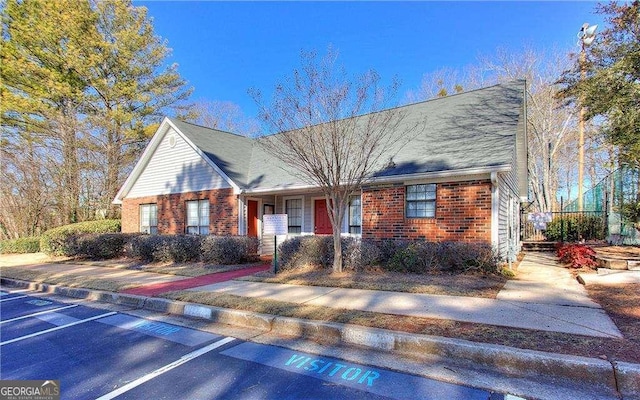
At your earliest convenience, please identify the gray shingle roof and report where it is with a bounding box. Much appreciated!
[172,80,525,192]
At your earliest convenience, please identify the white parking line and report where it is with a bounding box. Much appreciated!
[0,304,79,325]
[96,336,236,400]
[1,289,31,294]
[0,295,29,303]
[0,311,117,346]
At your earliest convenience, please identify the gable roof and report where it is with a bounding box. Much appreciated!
[244,80,525,191]
[168,119,255,186]
[115,80,526,201]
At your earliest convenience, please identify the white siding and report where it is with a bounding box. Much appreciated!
[126,128,231,198]
[497,148,521,260]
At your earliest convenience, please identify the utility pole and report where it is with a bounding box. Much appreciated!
[577,23,597,212]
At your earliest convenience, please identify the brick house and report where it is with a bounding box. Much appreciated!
[114,81,528,260]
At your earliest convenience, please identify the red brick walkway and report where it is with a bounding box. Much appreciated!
[122,264,270,297]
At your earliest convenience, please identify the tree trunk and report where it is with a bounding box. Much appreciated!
[332,227,343,273]
[328,193,347,273]
[61,118,80,224]
[104,129,121,219]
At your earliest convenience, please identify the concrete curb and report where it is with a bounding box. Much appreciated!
[613,361,640,400]
[3,277,638,398]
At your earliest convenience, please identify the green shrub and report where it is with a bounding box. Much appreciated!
[67,233,136,260]
[376,239,407,265]
[544,215,605,242]
[277,236,333,270]
[0,237,41,254]
[124,234,257,264]
[385,241,500,274]
[153,235,203,263]
[344,239,381,270]
[276,237,501,274]
[125,235,203,263]
[40,220,121,256]
[436,242,500,273]
[124,235,162,261]
[200,236,259,264]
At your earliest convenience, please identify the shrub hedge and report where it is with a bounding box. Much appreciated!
[201,235,259,265]
[544,215,606,242]
[277,236,381,271]
[277,237,500,274]
[124,234,259,264]
[386,241,499,273]
[66,233,137,260]
[40,220,122,256]
[0,237,41,254]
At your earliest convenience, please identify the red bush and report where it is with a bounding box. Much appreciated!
[556,243,597,269]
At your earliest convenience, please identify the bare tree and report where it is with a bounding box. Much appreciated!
[405,66,485,103]
[190,100,260,137]
[0,134,56,239]
[482,49,579,211]
[251,49,418,273]
[410,48,590,212]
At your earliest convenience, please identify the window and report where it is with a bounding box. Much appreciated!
[349,196,361,234]
[285,198,302,234]
[406,184,436,218]
[140,204,158,234]
[186,200,209,234]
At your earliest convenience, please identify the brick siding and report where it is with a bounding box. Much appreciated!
[362,180,492,242]
[121,188,238,235]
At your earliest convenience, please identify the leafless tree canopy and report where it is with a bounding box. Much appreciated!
[409,47,614,212]
[252,49,419,272]
[189,100,260,137]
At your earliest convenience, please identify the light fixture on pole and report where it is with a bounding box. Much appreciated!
[576,23,597,212]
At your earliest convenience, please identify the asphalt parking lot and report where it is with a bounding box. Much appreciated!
[0,289,513,400]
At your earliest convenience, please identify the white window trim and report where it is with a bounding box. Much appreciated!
[405,183,437,219]
[283,196,304,234]
[347,194,362,236]
[140,203,158,234]
[186,199,210,235]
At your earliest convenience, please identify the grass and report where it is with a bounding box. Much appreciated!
[60,258,265,277]
[1,267,135,292]
[125,262,264,277]
[164,289,640,363]
[3,250,638,363]
[239,266,508,298]
[586,283,640,345]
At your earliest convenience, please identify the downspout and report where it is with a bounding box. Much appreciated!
[238,195,246,236]
[491,172,500,253]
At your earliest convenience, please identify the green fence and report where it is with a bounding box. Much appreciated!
[522,166,639,244]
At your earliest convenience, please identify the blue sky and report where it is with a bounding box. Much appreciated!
[137,1,604,118]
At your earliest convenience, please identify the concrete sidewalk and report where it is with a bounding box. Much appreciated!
[189,253,622,338]
[122,264,271,296]
[2,252,638,398]
[1,252,623,338]
[6,262,190,286]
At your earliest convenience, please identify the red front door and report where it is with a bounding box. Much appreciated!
[247,200,258,237]
[314,199,332,234]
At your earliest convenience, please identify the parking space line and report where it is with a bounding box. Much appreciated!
[0,295,29,303]
[0,304,79,325]
[0,311,117,346]
[96,336,236,400]
[1,289,30,294]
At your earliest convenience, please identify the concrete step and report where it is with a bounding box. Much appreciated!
[596,257,629,270]
[596,257,640,271]
[522,241,557,252]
